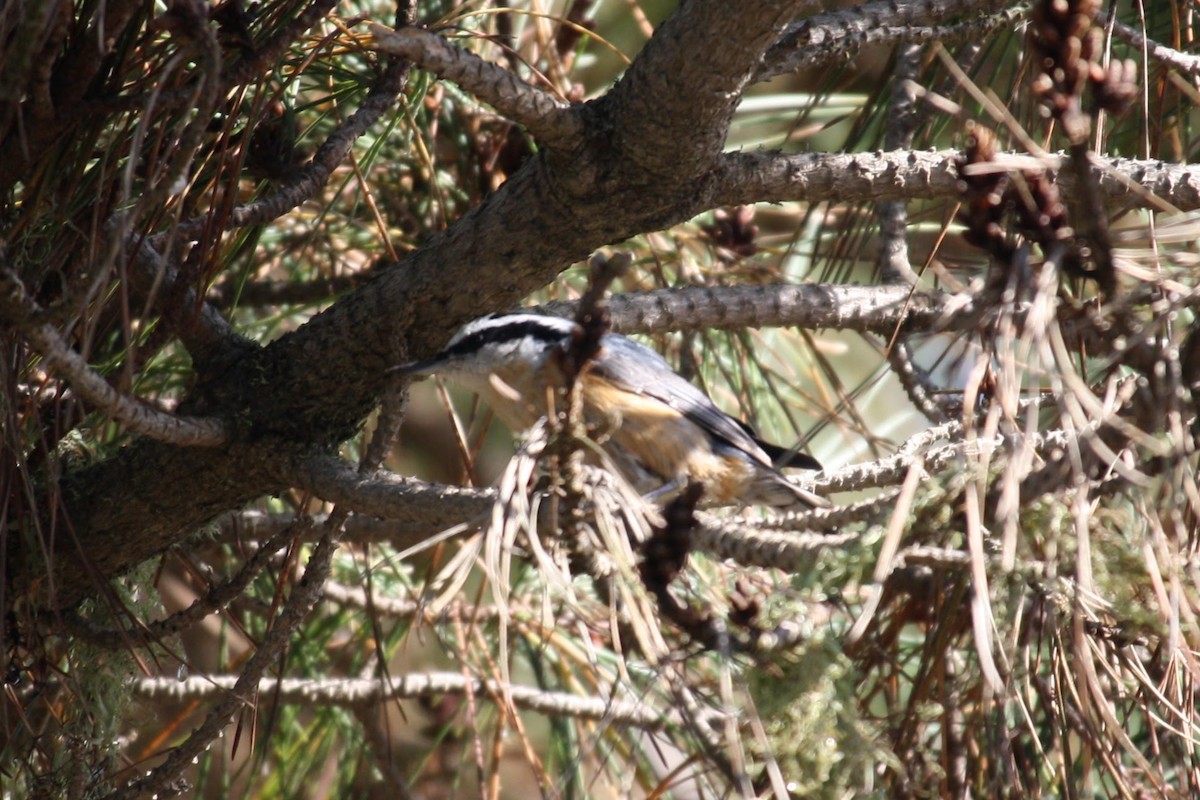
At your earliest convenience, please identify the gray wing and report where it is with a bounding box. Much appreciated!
[591,333,774,467]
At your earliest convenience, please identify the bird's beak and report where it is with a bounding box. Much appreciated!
[388,355,446,377]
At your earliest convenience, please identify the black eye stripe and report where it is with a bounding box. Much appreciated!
[442,319,569,359]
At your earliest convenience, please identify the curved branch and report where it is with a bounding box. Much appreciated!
[167,32,415,243]
[368,24,582,147]
[0,264,229,447]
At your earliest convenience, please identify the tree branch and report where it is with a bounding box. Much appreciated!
[757,0,1013,82]
[212,509,456,551]
[288,453,494,525]
[594,284,974,337]
[166,27,415,243]
[368,24,582,147]
[132,672,693,731]
[601,0,807,183]
[690,522,860,573]
[710,149,1200,211]
[875,43,954,422]
[109,529,342,800]
[1108,15,1200,77]
[0,263,229,447]
[123,226,248,371]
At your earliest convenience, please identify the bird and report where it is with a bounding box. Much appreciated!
[393,312,827,509]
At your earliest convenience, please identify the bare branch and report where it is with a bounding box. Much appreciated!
[820,428,1078,494]
[875,42,953,422]
[288,452,494,524]
[761,7,1030,79]
[712,149,1200,211]
[368,24,582,147]
[1109,15,1200,77]
[0,263,229,447]
[690,521,861,573]
[109,529,343,800]
[875,43,924,287]
[757,0,1015,82]
[166,31,414,242]
[588,283,973,337]
[132,672,692,731]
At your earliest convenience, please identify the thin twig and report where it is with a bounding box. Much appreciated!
[875,41,954,423]
[132,673,694,730]
[1107,14,1200,76]
[165,25,415,243]
[107,531,342,800]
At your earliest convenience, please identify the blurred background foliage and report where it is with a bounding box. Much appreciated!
[4,0,1200,798]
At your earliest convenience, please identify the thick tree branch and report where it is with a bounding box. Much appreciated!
[45,439,301,608]
[601,0,806,183]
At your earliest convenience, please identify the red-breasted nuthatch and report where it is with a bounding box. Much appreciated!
[395,312,827,509]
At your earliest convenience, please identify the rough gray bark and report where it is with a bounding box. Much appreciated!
[25,0,810,609]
